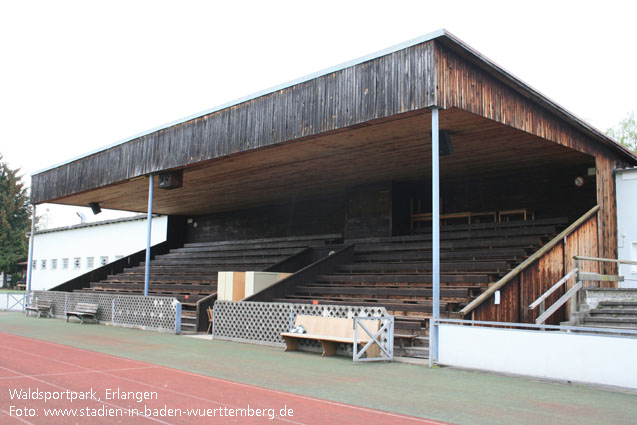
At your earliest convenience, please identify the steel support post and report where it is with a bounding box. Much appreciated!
[144,174,154,297]
[429,108,440,367]
[26,204,36,305]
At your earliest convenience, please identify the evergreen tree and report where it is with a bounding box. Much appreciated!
[0,154,31,286]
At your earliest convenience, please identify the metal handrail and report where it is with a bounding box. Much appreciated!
[574,256,637,266]
[530,255,633,325]
[535,281,583,325]
[436,318,637,336]
[529,268,578,310]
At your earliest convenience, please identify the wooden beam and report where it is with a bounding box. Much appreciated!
[460,205,600,316]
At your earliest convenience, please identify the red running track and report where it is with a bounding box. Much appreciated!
[0,333,450,424]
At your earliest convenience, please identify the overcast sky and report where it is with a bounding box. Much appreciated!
[1,0,635,227]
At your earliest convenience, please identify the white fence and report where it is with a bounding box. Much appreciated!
[213,301,392,359]
[438,320,637,390]
[0,293,26,311]
[30,291,181,334]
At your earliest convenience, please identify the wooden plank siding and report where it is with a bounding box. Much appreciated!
[434,41,631,265]
[31,42,437,204]
[472,211,599,324]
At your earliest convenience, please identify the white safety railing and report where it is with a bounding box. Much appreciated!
[0,293,26,311]
[353,316,394,362]
[529,256,637,325]
[29,291,181,334]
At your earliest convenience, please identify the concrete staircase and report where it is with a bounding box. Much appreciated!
[575,288,637,331]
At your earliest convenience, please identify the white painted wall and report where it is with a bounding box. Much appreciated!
[616,168,637,288]
[439,324,637,390]
[30,216,167,290]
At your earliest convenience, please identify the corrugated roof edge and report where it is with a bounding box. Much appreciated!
[32,214,161,235]
[33,28,636,176]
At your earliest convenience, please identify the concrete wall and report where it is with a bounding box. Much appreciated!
[616,168,637,288]
[439,323,637,390]
[30,216,167,291]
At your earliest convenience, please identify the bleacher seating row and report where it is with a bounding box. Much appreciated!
[75,218,567,357]
[76,234,341,331]
[275,217,568,357]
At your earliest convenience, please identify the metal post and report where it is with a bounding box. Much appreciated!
[144,174,154,297]
[429,108,440,367]
[26,204,36,305]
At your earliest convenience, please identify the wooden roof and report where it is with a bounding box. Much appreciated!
[31,30,636,214]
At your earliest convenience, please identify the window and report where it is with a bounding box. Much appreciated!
[51,259,57,270]
[100,256,109,266]
[32,260,37,270]
[115,255,124,260]
[633,242,637,274]
[40,259,46,270]
[86,257,94,269]
[62,258,69,269]
[73,257,81,269]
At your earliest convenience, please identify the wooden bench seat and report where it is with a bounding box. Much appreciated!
[274,297,447,313]
[356,248,528,262]
[66,303,99,324]
[337,260,510,273]
[281,315,380,358]
[354,237,544,253]
[293,285,470,298]
[315,273,490,284]
[25,299,53,318]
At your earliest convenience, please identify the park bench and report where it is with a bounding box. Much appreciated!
[25,299,53,318]
[66,303,99,324]
[281,314,381,358]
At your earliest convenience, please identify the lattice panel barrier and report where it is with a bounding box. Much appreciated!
[213,301,390,356]
[31,291,180,334]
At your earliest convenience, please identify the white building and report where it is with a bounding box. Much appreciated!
[30,215,167,291]
[616,167,637,288]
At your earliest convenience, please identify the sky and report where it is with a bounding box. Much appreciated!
[1,0,636,228]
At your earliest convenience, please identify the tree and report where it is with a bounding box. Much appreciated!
[0,154,31,286]
[606,111,637,154]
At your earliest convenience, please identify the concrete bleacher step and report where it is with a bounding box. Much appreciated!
[582,318,637,328]
[398,346,429,359]
[596,301,637,308]
[588,308,637,318]
[580,300,637,330]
